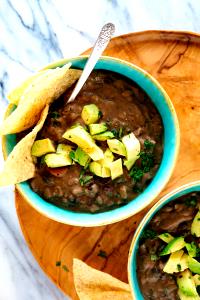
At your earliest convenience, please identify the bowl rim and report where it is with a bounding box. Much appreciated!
[3,55,180,227]
[128,180,200,299]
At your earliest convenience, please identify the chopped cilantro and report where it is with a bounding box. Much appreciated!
[79,170,93,186]
[150,254,158,261]
[142,229,157,239]
[98,110,103,118]
[111,128,118,137]
[69,150,75,161]
[56,261,61,267]
[118,127,124,138]
[50,111,60,119]
[177,264,181,272]
[184,195,197,207]
[144,140,155,150]
[62,265,69,272]
[98,250,107,258]
[140,151,154,173]
[129,166,144,182]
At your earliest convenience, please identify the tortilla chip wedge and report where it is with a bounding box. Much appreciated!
[0,64,81,135]
[73,259,132,300]
[7,69,51,105]
[0,105,49,186]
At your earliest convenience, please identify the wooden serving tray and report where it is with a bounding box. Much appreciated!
[16,31,200,299]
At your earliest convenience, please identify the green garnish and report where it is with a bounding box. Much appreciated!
[129,166,144,182]
[184,195,197,207]
[98,110,103,118]
[62,265,69,272]
[69,150,76,161]
[142,229,157,239]
[79,170,93,186]
[98,250,107,258]
[150,254,158,261]
[144,140,155,150]
[140,151,154,173]
[56,261,61,266]
[50,111,60,119]
[177,264,181,272]
[118,127,124,138]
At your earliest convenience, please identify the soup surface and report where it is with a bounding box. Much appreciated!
[137,192,200,300]
[29,70,163,212]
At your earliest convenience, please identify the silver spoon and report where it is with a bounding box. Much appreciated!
[67,23,115,103]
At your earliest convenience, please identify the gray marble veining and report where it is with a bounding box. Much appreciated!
[0,0,200,299]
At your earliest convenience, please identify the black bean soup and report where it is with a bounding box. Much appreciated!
[29,70,163,212]
[137,192,200,300]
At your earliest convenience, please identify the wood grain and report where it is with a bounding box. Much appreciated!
[15,31,200,299]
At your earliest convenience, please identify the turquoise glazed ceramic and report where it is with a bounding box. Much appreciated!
[128,181,200,299]
[3,56,180,226]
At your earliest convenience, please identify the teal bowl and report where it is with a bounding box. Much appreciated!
[3,56,180,226]
[128,181,200,299]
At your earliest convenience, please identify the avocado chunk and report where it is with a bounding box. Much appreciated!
[160,237,185,256]
[89,123,107,135]
[163,250,188,273]
[31,138,55,157]
[93,131,115,141]
[89,161,102,177]
[158,233,174,243]
[74,147,90,167]
[193,274,200,286]
[107,139,126,156]
[93,131,114,141]
[188,256,200,274]
[122,133,140,170]
[178,288,199,300]
[44,153,72,168]
[191,210,200,237]
[109,158,123,180]
[101,166,111,178]
[186,242,197,258]
[57,144,73,154]
[63,125,103,161]
[98,148,114,167]
[177,269,199,297]
[81,104,101,125]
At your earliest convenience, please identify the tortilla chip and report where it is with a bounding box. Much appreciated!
[0,105,49,186]
[73,259,132,300]
[0,64,81,135]
[7,69,51,105]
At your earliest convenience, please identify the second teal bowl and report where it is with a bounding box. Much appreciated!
[4,56,180,226]
[128,181,200,299]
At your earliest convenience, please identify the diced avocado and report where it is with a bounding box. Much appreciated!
[188,256,200,274]
[107,139,126,156]
[163,250,185,273]
[177,269,199,297]
[57,144,73,154]
[93,131,115,141]
[89,162,102,177]
[74,147,90,167]
[160,237,185,256]
[122,133,140,170]
[87,145,104,161]
[193,274,200,286]
[178,289,199,300]
[102,166,111,178]
[158,233,174,243]
[44,153,72,168]
[191,210,200,237]
[89,123,107,135]
[98,148,114,167]
[109,158,123,180]
[186,242,197,257]
[31,138,55,157]
[63,125,103,160]
[81,104,100,125]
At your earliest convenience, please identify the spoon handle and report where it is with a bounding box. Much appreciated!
[67,23,115,103]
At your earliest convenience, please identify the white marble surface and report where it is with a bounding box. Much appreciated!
[0,0,200,299]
